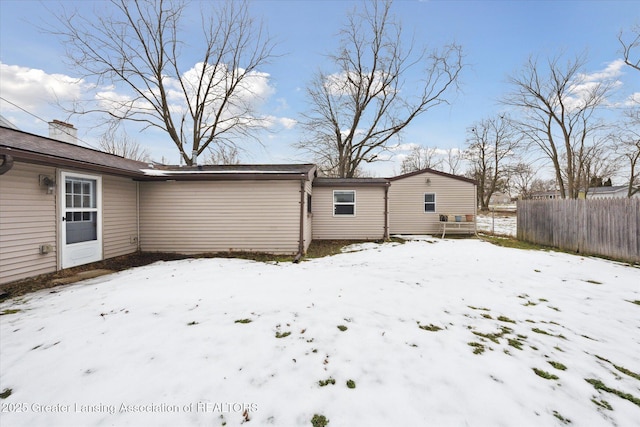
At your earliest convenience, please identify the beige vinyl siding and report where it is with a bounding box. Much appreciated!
[312,186,386,240]
[0,162,57,285]
[103,175,138,259]
[139,180,302,254]
[389,171,476,234]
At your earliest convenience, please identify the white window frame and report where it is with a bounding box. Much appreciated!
[424,192,436,213]
[333,190,356,216]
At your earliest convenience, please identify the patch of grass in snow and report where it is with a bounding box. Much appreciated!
[275,331,291,338]
[318,378,336,387]
[0,309,20,315]
[337,325,348,331]
[523,300,538,306]
[531,327,567,340]
[187,321,198,326]
[552,411,572,424]
[539,298,549,302]
[585,379,640,407]
[591,398,613,410]
[418,323,442,332]
[533,368,559,380]
[584,279,603,284]
[480,235,547,251]
[497,315,516,323]
[627,300,640,306]
[481,313,493,319]
[508,338,524,350]
[234,319,252,324]
[468,305,491,311]
[305,239,398,259]
[346,379,356,389]
[0,388,12,399]
[554,345,565,352]
[595,355,640,381]
[467,342,486,354]
[548,361,567,371]
[548,306,561,312]
[311,414,329,427]
[472,326,513,345]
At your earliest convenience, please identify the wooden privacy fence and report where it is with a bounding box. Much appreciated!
[517,198,640,263]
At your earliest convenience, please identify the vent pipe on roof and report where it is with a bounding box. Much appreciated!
[48,120,77,144]
[192,149,198,166]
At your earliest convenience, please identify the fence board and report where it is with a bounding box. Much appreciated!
[517,198,640,263]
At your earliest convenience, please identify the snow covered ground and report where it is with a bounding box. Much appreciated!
[1,239,639,427]
[477,213,517,237]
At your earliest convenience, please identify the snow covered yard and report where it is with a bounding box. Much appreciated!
[1,239,639,427]
[477,213,517,237]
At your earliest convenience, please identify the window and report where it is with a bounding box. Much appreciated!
[424,193,436,213]
[334,190,355,216]
[64,177,98,244]
[307,193,312,214]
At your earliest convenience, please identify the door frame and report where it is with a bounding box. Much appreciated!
[59,170,103,269]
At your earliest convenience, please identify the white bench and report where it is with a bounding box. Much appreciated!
[439,214,476,238]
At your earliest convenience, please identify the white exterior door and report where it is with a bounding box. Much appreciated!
[60,171,103,268]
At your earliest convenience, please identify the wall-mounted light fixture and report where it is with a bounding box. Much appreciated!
[39,175,56,194]
[425,178,431,186]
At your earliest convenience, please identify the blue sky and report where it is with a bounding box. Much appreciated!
[1,0,638,177]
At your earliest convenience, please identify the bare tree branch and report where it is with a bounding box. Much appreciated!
[49,0,276,165]
[464,115,519,210]
[619,25,640,72]
[99,127,151,162]
[297,0,463,177]
[400,145,443,173]
[502,53,616,198]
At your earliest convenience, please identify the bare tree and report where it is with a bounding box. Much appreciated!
[203,144,241,165]
[613,108,640,197]
[400,145,443,173]
[297,0,463,177]
[529,178,558,195]
[619,24,640,72]
[444,148,464,175]
[503,54,616,198]
[506,162,536,199]
[99,129,150,162]
[51,0,276,165]
[465,115,518,210]
[577,139,619,197]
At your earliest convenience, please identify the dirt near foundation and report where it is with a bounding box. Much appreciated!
[0,252,191,302]
[0,240,383,302]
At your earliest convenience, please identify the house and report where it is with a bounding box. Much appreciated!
[311,177,390,240]
[529,190,561,200]
[584,185,639,199]
[388,168,477,235]
[1,125,476,285]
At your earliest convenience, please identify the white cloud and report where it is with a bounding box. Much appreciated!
[0,62,91,111]
[624,92,640,106]
[564,60,627,111]
[278,117,297,129]
[580,59,626,82]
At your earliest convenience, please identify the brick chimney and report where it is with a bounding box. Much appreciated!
[48,120,77,144]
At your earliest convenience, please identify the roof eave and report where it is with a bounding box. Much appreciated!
[312,180,390,187]
[0,146,144,178]
[389,167,477,185]
[137,172,312,182]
